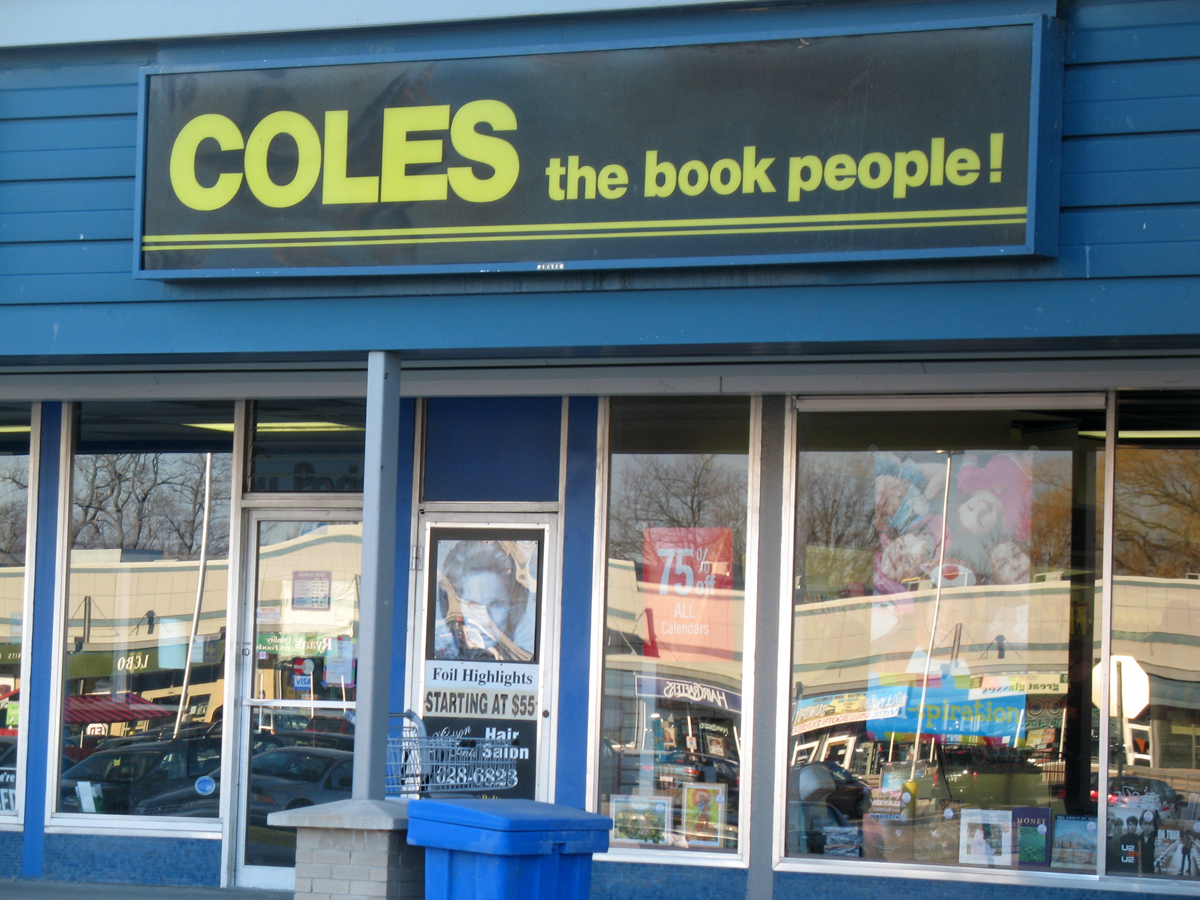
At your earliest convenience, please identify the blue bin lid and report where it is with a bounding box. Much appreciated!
[407,798,612,833]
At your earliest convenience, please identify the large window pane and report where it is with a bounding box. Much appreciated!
[599,397,750,854]
[57,401,232,817]
[788,407,1103,870]
[1108,393,1200,880]
[0,404,31,813]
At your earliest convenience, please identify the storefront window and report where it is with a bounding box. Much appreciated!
[0,404,31,813]
[247,399,366,492]
[788,406,1104,869]
[598,397,750,854]
[57,401,233,817]
[1107,393,1200,880]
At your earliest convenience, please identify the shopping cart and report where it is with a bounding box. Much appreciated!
[385,710,521,797]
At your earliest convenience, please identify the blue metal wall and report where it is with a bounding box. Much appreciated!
[0,0,1197,362]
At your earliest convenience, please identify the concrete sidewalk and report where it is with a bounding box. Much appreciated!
[2,881,292,900]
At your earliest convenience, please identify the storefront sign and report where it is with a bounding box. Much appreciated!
[137,20,1057,276]
[635,675,742,713]
[641,527,737,661]
[792,687,908,735]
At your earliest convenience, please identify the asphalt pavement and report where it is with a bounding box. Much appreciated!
[1,881,292,900]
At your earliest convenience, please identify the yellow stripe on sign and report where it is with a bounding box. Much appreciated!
[144,212,1027,252]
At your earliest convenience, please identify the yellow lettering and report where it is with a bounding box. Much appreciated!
[824,153,856,191]
[598,164,628,199]
[946,147,980,186]
[169,114,244,211]
[322,110,379,204]
[645,151,676,198]
[787,155,822,202]
[857,152,892,190]
[381,105,450,202]
[710,158,741,195]
[447,100,519,203]
[893,150,929,198]
[244,111,321,209]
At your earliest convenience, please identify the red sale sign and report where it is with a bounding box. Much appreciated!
[642,528,737,661]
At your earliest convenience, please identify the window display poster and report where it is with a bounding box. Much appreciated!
[428,532,540,663]
[642,527,736,662]
[682,783,725,847]
[611,795,673,846]
[1156,820,1200,878]
[293,570,332,610]
[423,528,544,800]
[1050,814,1097,870]
[913,800,962,864]
[959,808,1013,866]
[1014,806,1053,868]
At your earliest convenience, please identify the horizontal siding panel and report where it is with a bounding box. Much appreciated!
[1062,168,1200,208]
[1064,95,1200,136]
[0,84,138,121]
[0,179,134,215]
[0,147,134,182]
[0,240,131,276]
[0,115,137,152]
[1063,132,1200,173]
[0,61,148,91]
[1067,22,1200,64]
[0,209,134,244]
[1066,0,1200,30]
[1054,238,1200,278]
[1065,58,1200,101]
[1060,205,1200,245]
[0,272,167,304]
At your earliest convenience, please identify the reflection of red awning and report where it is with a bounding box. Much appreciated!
[4,691,173,725]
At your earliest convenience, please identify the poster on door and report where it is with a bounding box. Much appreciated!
[423,527,544,800]
[642,527,736,661]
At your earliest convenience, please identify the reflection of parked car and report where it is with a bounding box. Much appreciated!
[1091,773,1181,817]
[60,737,222,814]
[307,715,354,735]
[253,710,310,734]
[274,730,355,753]
[786,800,861,856]
[792,761,871,820]
[137,746,353,820]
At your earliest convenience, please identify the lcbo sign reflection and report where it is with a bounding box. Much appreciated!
[138,22,1053,274]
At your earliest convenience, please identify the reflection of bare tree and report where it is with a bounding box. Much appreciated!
[1114,448,1200,577]
[794,454,874,594]
[1030,454,1074,572]
[71,453,232,560]
[608,454,747,567]
[0,459,28,565]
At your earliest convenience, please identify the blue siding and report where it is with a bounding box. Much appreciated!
[0,0,1194,358]
[42,833,220,886]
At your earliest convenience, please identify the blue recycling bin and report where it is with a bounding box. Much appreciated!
[406,798,612,900]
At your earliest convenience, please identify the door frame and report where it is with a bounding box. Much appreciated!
[228,503,363,890]
[407,511,563,802]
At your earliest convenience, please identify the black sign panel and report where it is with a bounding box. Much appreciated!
[138,24,1047,276]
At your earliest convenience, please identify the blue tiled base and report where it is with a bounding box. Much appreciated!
[0,830,21,877]
[42,833,221,886]
[775,870,1176,900]
[591,860,748,900]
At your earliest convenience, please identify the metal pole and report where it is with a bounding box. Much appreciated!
[174,452,212,740]
[912,451,954,782]
[353,351,401,800]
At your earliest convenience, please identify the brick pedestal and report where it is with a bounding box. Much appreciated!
[269,798,423,900]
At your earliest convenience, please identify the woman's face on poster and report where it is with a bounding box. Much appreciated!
[958,489,1002,536]
[460,570,515,646]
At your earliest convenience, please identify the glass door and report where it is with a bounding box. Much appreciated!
[235,514,362,889]
[412,514,560,802]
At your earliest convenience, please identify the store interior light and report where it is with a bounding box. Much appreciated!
[1079,430,1200,440]
[186,422,364,433]
[0,426,31,433]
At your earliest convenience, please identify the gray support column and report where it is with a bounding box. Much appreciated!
[747,396,787,900]
[354,351,402,800]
